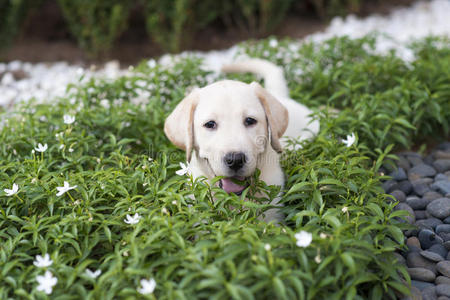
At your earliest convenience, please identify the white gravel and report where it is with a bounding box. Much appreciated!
[0,0,449,108]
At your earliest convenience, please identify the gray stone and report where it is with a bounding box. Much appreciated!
[408,237,423,248]
[432,181,450,196]
[429,244,449,259]
[408,196,431,210]
[408,156,425,167]
[416,210,428,219]
[424,154,435,166]
[391,190,407,202]
[408,267,437,282]
[421,250,445,262]
[437,261,450,277]
[438,295,450,300]
[448,252,450,260]
[444,216,450,224]
[421,178,436,184]
[419,229,444,249]
[436,276,450,285]
[441,233,450,242]
[409,164,437,180]
[436,284,450,297]
[427,198,450,219]
[398,180,414,195]
[416,218,444,230]
[408,245,423,253]
[437,143,450,151]
[422,286,437,300]
[407,252,437,273]
[396,203,416,224]
[412,279,435,291]
[425,191,445,202]
[383,179,398,193]
[436,151,450,160]
[391,167,408,181]
[406,229,420,238]
[437,225,450,234]
[444,241,450,250]
[413,181,432,196]
[397,155,411,171]
[434,160,450,173]
[436,174,450,182]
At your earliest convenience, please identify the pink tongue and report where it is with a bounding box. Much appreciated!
[221,178,246,194]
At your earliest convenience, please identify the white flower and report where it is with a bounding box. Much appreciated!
[33,254,53,268]
[147,59,156,68]
[269,39,278,48]
[76,68,84,76]
[175,162,190,176]
[138,278,156,295]
[100,99,110,109]
[56,181,77,197]
[63,115,75,124]
[295,230,312,248]
[319,233,327,239]
[4,183,19,196]
[85,268,102,279]
[341,206,348,213]
[315,253,322,264]
[342,132,356,147]
[36,270,57,295]
[264,244,271,251]
[124,213,141,225]
[34,143,48,153]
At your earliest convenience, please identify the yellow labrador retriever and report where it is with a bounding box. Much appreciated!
[164,58,319,222]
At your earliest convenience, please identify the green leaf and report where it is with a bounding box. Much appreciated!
[341,252,356,274]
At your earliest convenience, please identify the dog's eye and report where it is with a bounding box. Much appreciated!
[244,117,257,127]
[204,120,217,129]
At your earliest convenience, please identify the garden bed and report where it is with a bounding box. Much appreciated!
[0,33,449,298]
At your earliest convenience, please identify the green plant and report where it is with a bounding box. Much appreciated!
[222,0,293,36]
[0,0,39,53]
[239,35,450,151]
[58,0,131,57]
[1,35,449,298]
[144,0,220,53]
[308,0,362,19]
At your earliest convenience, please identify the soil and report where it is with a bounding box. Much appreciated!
[1,0,416,67]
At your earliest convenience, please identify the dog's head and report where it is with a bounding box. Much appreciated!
[164,80,288,194]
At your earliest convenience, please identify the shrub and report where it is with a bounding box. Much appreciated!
[239,35,450,151]
[0,0,39,53]
[1,35,449,298]
[308,0,362,19]
[57,0,131,56]
[221,0,293,36]
[143,0,220,53]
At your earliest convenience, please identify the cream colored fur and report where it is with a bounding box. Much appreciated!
[164,58,319,222]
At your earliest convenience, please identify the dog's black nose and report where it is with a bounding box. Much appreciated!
[224,152,247,171]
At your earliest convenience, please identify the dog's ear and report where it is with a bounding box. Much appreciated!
[164,89,198,162]
[251,82,288,153]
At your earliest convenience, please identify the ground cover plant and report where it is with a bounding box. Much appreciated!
[0,35,449,299]
[1,0,377,56]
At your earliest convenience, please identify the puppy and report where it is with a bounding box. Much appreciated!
[164,58,319,222]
